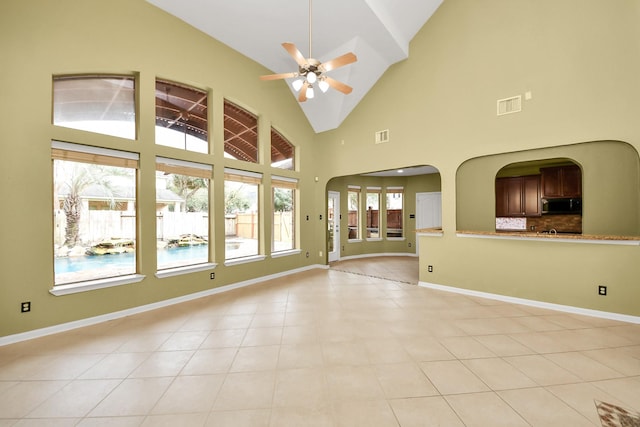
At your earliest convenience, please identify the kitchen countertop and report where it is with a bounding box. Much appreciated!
[415,229,640,245]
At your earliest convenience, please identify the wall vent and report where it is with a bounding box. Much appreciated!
[375,129,390,144]
[497,95,522,116]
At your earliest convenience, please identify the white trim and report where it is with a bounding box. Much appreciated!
[417,231,443,237]
[347,239,364,243]
[52,140,139,160]
[271,249,301,258]
[2,264,327,347]
[365,238,383,242]
[366,186,382,191]
[338,252,418,262]
[386,237,406,241]
[457,232,640,246]
[419,281,640,325]
[223,254,266,266]
[386,186,404,191]
[272,175,298,184]
[224,167,262,179]
[156,156,212,171]
[49,274,145,296]
[155,263,217,279]
[347,185,361,190]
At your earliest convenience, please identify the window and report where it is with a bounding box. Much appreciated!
[224,100,258,163]
[272,177,297,252]
[156,157,212,270]
[155,80,208,153]
[53,75,136,140]
[386,188,404,238]
[366,187,381,238]
[52,141,138,285]
[271,128,295,170]
[224,169,261,260]
[348,187,360,240]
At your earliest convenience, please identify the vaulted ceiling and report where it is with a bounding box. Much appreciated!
[146,0,443,133]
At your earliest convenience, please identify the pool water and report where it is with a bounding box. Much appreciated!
[55,245,209,274]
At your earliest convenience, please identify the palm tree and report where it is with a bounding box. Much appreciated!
[55,161,118,248]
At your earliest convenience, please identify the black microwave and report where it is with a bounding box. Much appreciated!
[542,198,582,214]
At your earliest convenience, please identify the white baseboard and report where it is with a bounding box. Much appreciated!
[1,264,328,347]
[419,281,640,325]
[336,252,418,262]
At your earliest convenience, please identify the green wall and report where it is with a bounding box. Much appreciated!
[0,0,325,337]
[457,141,640,234]
[314,0,640,317]
[2,0,640,338]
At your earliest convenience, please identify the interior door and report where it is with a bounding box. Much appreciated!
[416,192,442,253]
[327,191,340,262]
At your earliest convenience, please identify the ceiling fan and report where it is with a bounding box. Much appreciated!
[259,0,357,102]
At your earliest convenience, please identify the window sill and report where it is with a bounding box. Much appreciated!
[271,249,301,258]
[348,239,363,243]
[224,255,266,267]
[50,274,145,296]
[366,238,383,242]
[155,263,217,279]
[386,237,406,241]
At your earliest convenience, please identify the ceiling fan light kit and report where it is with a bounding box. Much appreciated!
[259,0,357,102]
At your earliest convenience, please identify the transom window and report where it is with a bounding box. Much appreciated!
[53,75,136,140]
[224,100,258,163]
[155,80,208,153]
[271,128,295,170]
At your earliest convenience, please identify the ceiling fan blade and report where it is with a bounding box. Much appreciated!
[298,81,310,102]
[259,72,298,81]
[324,76,353,95]
[320,52,357,73]
[282,43,307,67]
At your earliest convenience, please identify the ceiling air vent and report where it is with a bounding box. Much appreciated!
[497,95,522,116]
[375,129,390,144]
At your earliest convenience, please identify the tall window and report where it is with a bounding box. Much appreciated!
[155,80,208,153]
[386,187,404,238]
[53,75,136,140]
[224,100,258,163]
[272,177,297,252]
[224,169,261,260]
[156,158,211,270]
[52,142,138,285]
[348,187,361,240]
[366,188,381,238]
[271,128,295,170]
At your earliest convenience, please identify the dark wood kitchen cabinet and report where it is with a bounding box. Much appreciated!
[541,165,581,198]
[496,175,541,217]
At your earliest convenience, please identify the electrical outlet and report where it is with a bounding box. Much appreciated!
[319,251,323,257]
[21,301,31,313]
[598,285,607,296]
[428,265,433,273]
[210,272,215,280]
[305,251,309,258]
[408,242,412,248]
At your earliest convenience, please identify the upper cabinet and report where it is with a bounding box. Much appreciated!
[496,175,541,217]
[541,165,582,198]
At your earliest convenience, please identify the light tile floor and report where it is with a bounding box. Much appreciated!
[1,257,639,426]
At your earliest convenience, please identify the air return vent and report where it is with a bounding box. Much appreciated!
[375,129,390,144]
[497,95,522,116]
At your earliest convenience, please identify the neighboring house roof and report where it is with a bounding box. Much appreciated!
[58,184,183,203]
